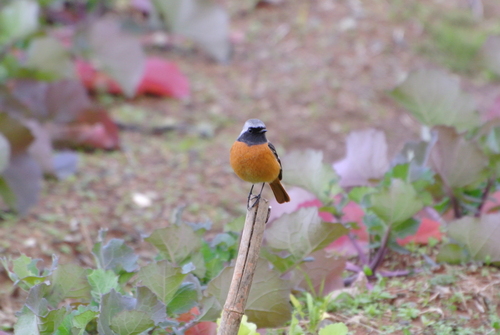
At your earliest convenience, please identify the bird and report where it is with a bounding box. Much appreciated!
[230,119,290,207]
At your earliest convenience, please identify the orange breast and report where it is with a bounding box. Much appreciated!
[230,141,281,184]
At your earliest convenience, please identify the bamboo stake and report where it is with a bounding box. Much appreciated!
[217,198,270,335]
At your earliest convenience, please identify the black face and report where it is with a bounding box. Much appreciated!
[237,126,268,145]
[248,127,267,134]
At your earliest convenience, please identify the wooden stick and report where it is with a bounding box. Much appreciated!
[217,198,270,335]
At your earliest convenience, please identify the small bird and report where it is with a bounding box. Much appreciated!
[230,119,290,207]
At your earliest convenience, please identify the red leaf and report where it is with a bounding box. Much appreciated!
[54,109,120,150]
[76,57,189,98]
[484,95,500,121]
[325,201,369,256]
[270,189,369,256]
[185,322,217,335]
[482,190,500,214]
[75,59,122,94]
[136,57,190,98]
[397,217,442,245]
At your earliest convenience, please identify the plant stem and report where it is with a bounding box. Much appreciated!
[368,226,392,274]
[347,233,369,265]
[476,178,494,217]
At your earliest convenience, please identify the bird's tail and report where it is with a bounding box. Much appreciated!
[269,179,291,204]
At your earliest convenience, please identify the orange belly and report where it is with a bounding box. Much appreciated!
[230,141,281,184]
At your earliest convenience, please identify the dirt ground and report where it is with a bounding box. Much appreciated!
[2,0,500,333]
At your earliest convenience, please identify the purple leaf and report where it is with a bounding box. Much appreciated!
[429,126,488,188]
[333,129,389,188]
[2,153,42,214]
[10,80,91,123]
[87,16,146,97]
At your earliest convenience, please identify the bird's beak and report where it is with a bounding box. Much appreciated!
[260,129,267,133]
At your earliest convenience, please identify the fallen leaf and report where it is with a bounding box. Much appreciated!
[136,57,190,98]
[76,57,190,98]
[53,108,120,150]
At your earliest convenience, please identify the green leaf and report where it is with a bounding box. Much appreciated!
[389,69,480,132]
[348,186,376,204]
[369,179,424,225]
[72,307,99,331]
[135,286,167,325]
[237,315,258,335]
[0,112,35,155]
[88,269,120,302]
[98,290,136,335]
[436,243,469,264]
[92,238,138,273]
[392,139,436,182]
[166,282,199,315]
[0,0,39,44]
[86,16,145,97]
[110,310,155,335]
[391,217,420,239]
[224,215,245,232]
[205,259,291,328]
[137,260,187,305]
[0,132,10,173]
[282,150,340,203]
[152,0,231,63]
[264,207,348,262]
[145,225,202,264]
[260,248,296,273]
[430,126,487,189]
[48,263,91,306]
[0,176,16,209]
[26,37,75,79]
[319,323,349,335]
[14,306,38,335]
[12,254,40,279]
[39,307,68,335]
[447,214,500,262]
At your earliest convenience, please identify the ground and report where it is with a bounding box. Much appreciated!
[1,0,500,333]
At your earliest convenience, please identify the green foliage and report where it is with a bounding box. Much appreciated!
[282,150,341,204]
[290,292,349,334]
[1,206,349,333]
[389,69,480,132]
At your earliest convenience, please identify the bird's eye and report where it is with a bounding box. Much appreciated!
[248,128,254,133]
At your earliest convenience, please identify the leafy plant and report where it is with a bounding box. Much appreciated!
[2,197,352,334]
[271,67,500,284]
[0,0,226,214]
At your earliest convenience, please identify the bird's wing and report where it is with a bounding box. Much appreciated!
[268,142,283,180]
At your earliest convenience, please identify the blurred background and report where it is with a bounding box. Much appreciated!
[1,0,500,331]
